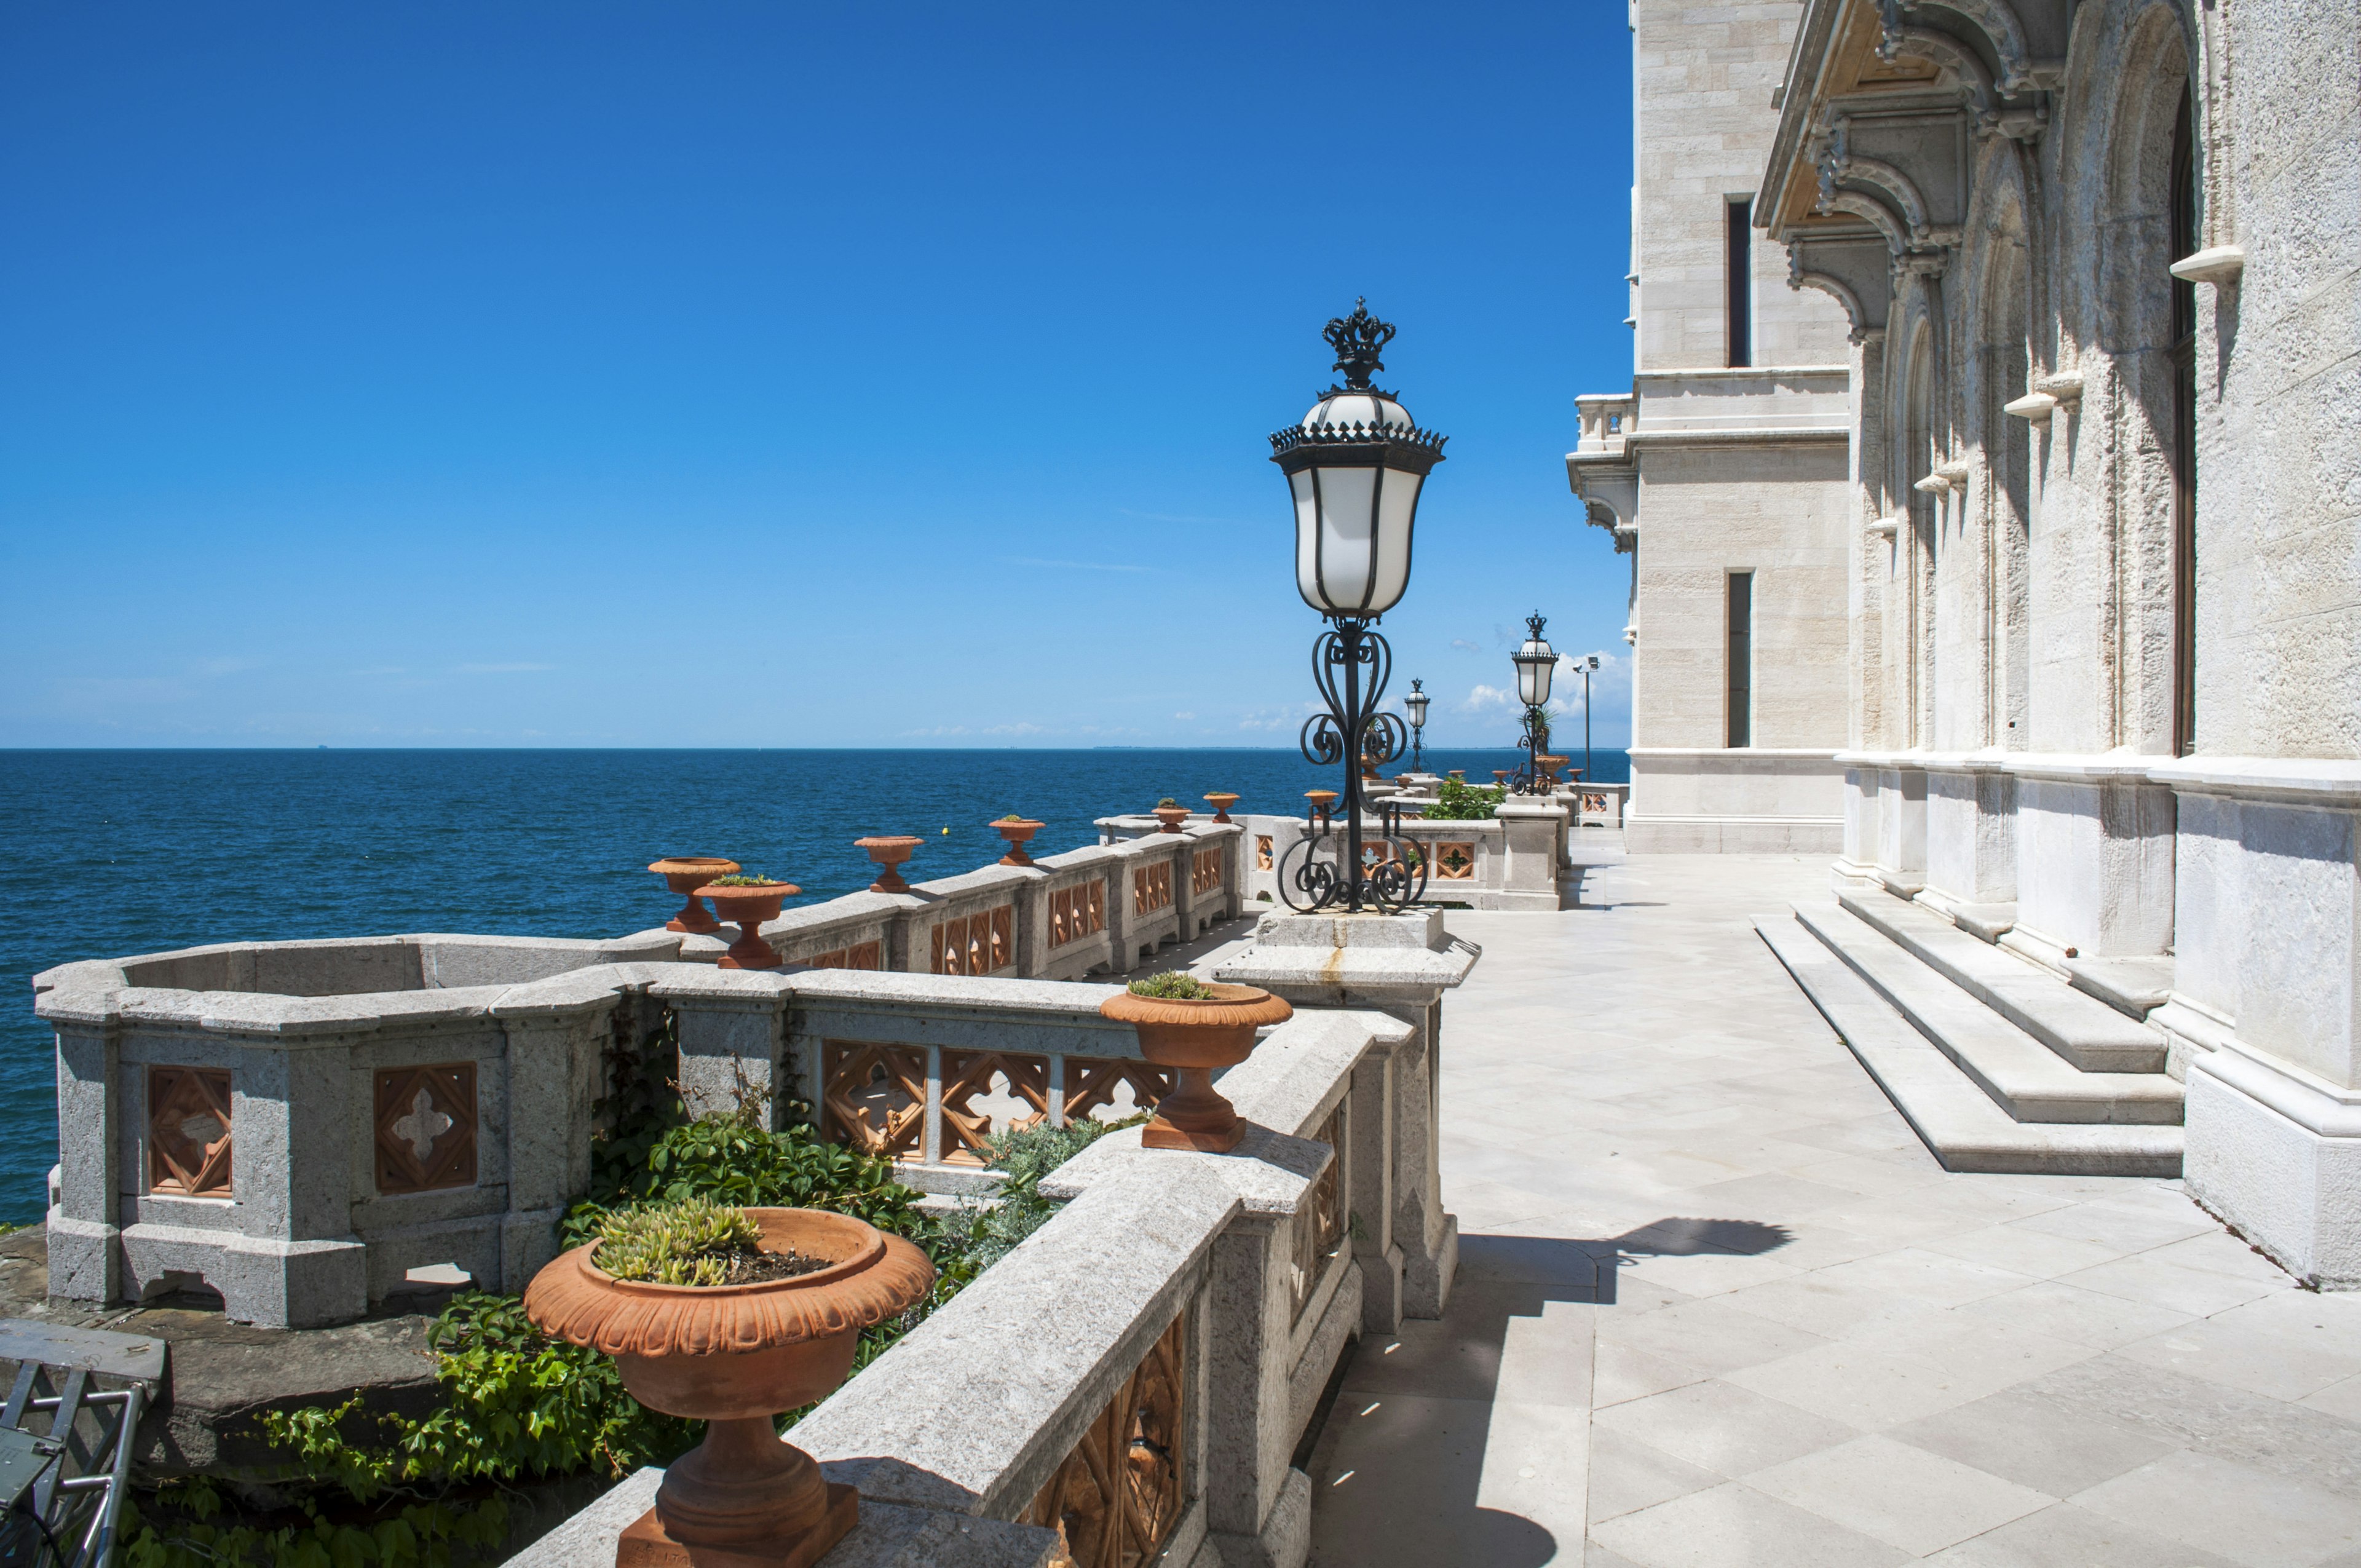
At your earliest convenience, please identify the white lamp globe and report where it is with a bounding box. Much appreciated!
[1270,300,1449,620]
[1513,612,1557,707]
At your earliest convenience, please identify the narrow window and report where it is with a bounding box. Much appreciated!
[2169,95,2197,755]
[1725,198,1753,368]
[1726,571,1754,747]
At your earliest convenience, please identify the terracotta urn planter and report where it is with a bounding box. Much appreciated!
[992,818,1045,867]
[1304,789,1339,828]
[1152,804,1191,834]
[1099,984,1294,1153]
[649,857,740,933]
[697,880,799,970]
[524,1208,933,1568]
[1204,792,1240,824]
[855,835,922,893]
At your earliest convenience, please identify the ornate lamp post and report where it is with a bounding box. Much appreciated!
[1511,612,1556,794]
[1404,679,1430,772]
[1270,299,1448,911]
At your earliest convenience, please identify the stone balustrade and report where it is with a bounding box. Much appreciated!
[512,914,1468,1568]
[1218,806,1570,913]
[28,826,1248,1328]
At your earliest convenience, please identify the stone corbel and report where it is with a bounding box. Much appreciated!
[1935,460,1971,488]
[2003,390,2057,422]
[2170,245,2245,287]
[2034,370,2082,404]
[1912,474,1952,497]
[1869,516,1901,539]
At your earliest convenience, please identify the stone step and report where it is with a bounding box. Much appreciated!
[2063,955,2175,1021]
[1835,885,2167,1073]
[1794,903,2183,1126]
[1756,917,2184,1178]
[1948,902,2017,944]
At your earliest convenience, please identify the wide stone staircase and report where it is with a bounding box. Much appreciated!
[1757,882,2182,1176]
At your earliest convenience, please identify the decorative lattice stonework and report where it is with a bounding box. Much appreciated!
[373,1062,478,1195]
[1050,882,1106,948]
[1133,861,1173,915]
[1062,1057,1171,1125]
[1434,841,1477,880]
[938,1050,1051,1164]
[820,1041,927,1160]
[1028,1309,1186,1568]
[1256,836,1273,871]
[1191,847,1223,896]
[148,1066,234,1196]
[1289,1102,1348,1323]
[931,905,1014,975]
[807,940,883,970]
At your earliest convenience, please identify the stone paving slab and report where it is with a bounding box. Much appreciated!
[1304,854,2361,1567]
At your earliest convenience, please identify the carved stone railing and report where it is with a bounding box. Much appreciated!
[508,1004,1431,1568]
[1233,807,1568,913]
[30,935,681,1328]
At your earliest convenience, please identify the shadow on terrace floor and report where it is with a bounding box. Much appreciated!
[1304,1217,1794,1567]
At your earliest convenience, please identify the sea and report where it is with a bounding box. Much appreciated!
[0,745,1627,1225]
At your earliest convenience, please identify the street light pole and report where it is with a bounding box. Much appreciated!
[1268,301,1447,913]
[1406,678,1429,772]
[1583,653,1600,783]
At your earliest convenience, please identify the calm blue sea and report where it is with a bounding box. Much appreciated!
[0,745,1627,1224]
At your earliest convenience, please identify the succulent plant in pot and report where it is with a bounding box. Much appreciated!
[524,1197,933,1568]
[696,874,799,970]
[649,857,742,933]
[1151,797,1190,834]
[1099,972,1292,1152]
[991,813,1045,867]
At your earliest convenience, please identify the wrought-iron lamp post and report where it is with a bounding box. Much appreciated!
[1270,300,1448,912]
[1510,612,1556,793]
[1405,679,1430,772]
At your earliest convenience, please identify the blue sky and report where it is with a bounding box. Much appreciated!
[0,2,1637,750]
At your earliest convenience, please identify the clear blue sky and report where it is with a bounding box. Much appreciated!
[0,3,1637,750]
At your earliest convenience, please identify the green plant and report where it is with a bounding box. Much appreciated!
[930,1113,1149,1281]
[593,1197,764,1286]
[708,873,785,887]
[998,812,1029,822]
[1155,797,1178,807]
[1420,777,1505,822]
[1127,971,1213,1000]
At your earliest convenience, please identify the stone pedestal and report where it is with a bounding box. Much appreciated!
[1212,911,1477,1318]
[1492,800,1567,913]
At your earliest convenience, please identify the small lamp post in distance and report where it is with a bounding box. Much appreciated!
[1509,612,1556,794]
[1404,679,1430,772]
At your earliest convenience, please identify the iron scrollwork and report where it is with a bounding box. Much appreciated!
[1279,619,1429,914]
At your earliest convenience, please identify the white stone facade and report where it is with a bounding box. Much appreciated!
[1568,0,1856,853]
[1735,0,2361,1283]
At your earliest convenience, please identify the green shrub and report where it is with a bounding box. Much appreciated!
[1420,777,1505,821]
[1127,971,1212,1000]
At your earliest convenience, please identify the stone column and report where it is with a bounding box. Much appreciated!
[492,992,618,1291]
[1344,1039,1402,1333]
[1200,1213,1311,1568]
[1212,910,1478,1318]
[39,999,121,1304]
[655,974,793,1121]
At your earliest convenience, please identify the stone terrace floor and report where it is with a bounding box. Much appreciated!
[1303,852,2361,1567]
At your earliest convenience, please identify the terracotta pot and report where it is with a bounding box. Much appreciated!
[697,881,798,970]
[1304,790,1338,828]
[649,857,740,933]
[1204,792,1240,824]
[1098,983,1294,1153]
[1152,805,1190,834]
[524,1208,933,1568]
[855,835,923,893]
[992,818,1044,867]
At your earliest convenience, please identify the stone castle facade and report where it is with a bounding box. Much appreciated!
[1575,0,2361,1286]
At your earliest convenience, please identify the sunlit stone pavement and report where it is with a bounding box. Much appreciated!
[1305,852,2361,1567]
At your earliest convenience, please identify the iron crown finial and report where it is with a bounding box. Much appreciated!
[1323,298,1396,392]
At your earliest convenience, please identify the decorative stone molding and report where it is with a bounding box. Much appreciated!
[372,1063,477,1197]
[147,1067,233,1197]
